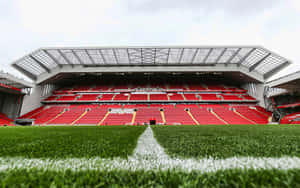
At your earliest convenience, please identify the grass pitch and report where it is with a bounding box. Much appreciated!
[1,124,300,187]
[152,125,300,159]
[0,126,146,158]
[1,169,300,187]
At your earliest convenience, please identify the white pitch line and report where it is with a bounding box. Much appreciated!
[1,126,300,173]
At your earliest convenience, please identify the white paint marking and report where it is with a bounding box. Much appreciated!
[1,126,300,172]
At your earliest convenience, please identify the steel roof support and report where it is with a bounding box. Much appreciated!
[98,49,107,64]
[58,50,73,67]
[29,55,51,73]
[237,48,256,66]
[203,48,213,63]
[141,48,144,65]
[85,50,96,64]
[12,64,37,80]
[191,48,199,63]
[153,48,157,64]
[264,61,291,79]
[249,53,271,72]
[43,50,63,68]
[112,49,119,64]
[166,48,171,64]
[178,48,185,63]
[126,48,132,65]
[215,48,227,63]
[226,48,241,64]
[72,50,84,65]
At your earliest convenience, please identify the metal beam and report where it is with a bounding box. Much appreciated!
[12,64,37,81]
[43,50,62,68]
[249,53,271,72]
[112,49,119,64]
[264,61,291,79]
[166,48,171,64]
[141,48,144,65]
[58,50,73,66]
[237,48,256,66]
[98,49,107,64]
[226,48,241,64]
[126,48,132,64]
[72,50,84,65]
[85,49,96,64]
[29,55,51,73]
[203,48,213,63]
[154,48,157,64]
[191,48,199,63]
[178,48,185,63]
[215,48,227,63]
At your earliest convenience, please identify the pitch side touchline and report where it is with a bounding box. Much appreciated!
[1,126,300,173]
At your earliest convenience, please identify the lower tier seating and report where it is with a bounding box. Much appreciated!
[19,104,270,125]
[280,112,300,124]
[134,107,163,125]
[0,113,13,126]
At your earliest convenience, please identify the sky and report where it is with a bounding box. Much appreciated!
[0,0,300,82]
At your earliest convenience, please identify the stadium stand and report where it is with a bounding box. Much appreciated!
[16,81,271,125]
[13,46,292,126]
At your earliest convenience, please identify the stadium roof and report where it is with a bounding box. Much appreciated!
[0,71,33,93]
[268,70,300,91]
[12,46,291,84]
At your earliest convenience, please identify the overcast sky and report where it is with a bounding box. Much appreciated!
[0,0,300,82]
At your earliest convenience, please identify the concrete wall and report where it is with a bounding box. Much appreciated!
[20,84,57,116]
[242,83,266,108]
[0,92,23,119]
[20,85,44,116]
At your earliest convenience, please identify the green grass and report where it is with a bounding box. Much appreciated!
[0,126,146,158]
[152,125,300,159]
[0,169,299,187]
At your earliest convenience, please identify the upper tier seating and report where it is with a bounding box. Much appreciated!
[130,94,148,101]
[184,94,199,101]
[98,94,114,101]
[242,95,256,100]
[77,94,100,101]
[168,85,186,90]
[44,96,57,101]
[221,94,242,101]
[91,85,111,91]
[150,94,168,101]
[114,94,129,101]
[188,85,207,91]
[72,86,92,91]
[168,93,184,100]
[206,85,225,91]
[57,95,78,101]
[200,94,220,100]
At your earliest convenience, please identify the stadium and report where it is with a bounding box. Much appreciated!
[1,46,300,186]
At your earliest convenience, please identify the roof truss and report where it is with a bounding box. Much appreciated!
[12,46,291,81]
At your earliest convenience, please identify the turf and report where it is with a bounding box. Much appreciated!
[0,126,146,158]
[0,169,299,187]
[152,125,300,159]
